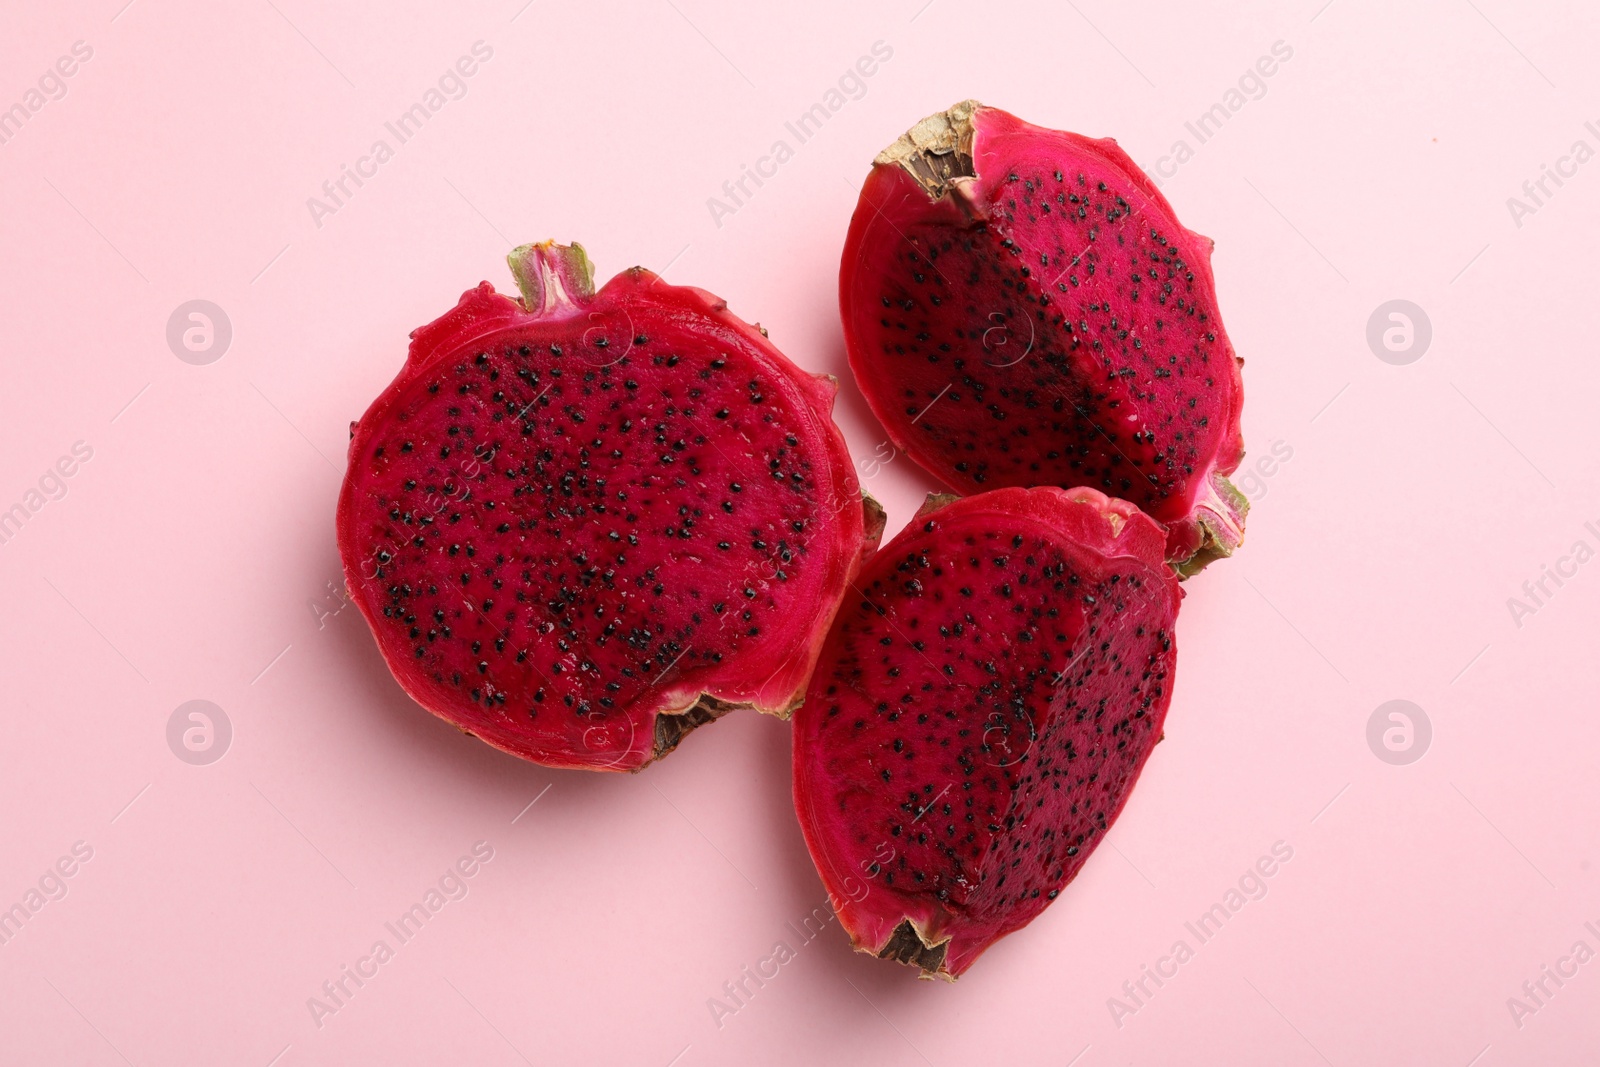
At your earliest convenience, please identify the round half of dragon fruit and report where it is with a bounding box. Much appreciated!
[840,100,1247,574]
[792,486,1182,977]
[338,242,884,772]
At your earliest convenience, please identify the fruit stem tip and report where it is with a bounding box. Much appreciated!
[507,241,596,314]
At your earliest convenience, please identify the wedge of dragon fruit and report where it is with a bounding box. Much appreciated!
[793,486,1182,977]
[338,242,883,772]
[840,100,1247,574]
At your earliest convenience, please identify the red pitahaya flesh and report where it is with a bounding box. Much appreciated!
[338,242,884,772]
[792,486,1182,977]
[840,100,1247,574]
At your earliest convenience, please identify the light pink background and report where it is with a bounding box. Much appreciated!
[3,0,1597,1063]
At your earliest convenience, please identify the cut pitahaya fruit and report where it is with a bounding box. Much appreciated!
[338,242,884,772]
[792,486,1182,977]
[840,100,1247,574]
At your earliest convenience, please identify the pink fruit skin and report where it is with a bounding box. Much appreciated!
[338,244,880,772]
[793,486,1182,977]
[840,102,1247,573]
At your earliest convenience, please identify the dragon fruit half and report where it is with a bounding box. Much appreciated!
[793,486,1182,977]
[840,101,1246,574]
[338,242,883,772]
